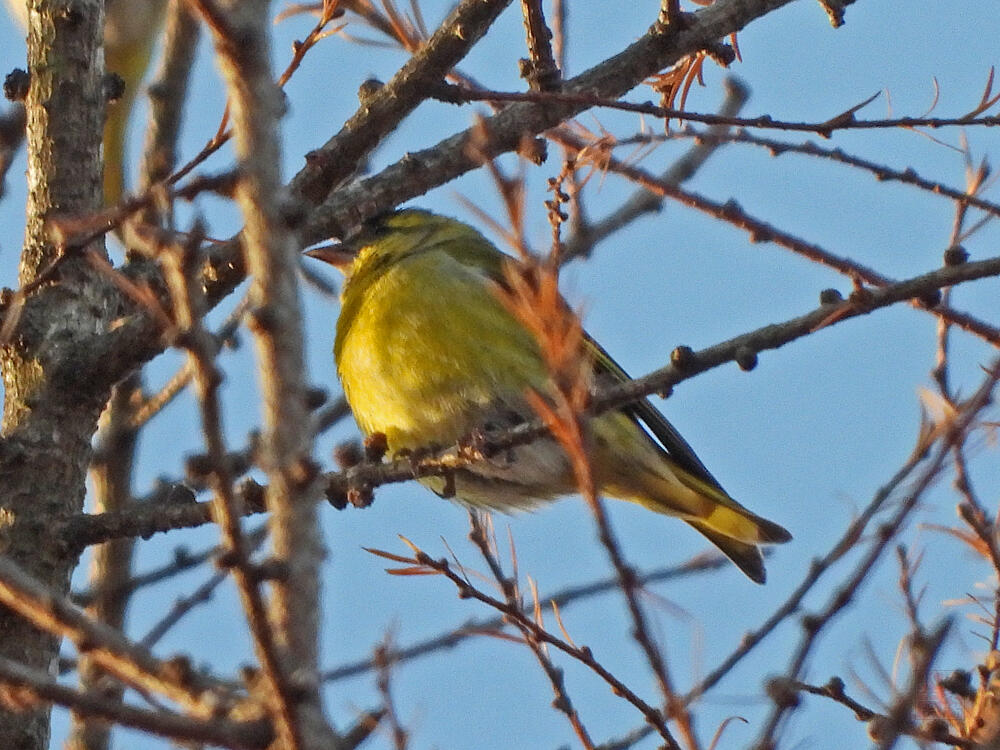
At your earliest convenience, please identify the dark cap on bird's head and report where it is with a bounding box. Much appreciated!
[303,210,399,270]
[303,208,446,272]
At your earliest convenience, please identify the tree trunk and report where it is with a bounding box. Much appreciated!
[0,1,113,747]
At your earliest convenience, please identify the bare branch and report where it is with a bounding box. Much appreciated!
[561,77,751,261]
[0,656,271,749]
[0,554,242,716]
[191,0,332,745]
[322,553,734,683]
[69,375,142,750]
[752,359,1000,747]
[303,0,806,244]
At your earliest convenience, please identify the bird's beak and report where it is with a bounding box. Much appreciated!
[303,243,355,271]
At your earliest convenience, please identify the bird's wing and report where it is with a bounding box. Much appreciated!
[434,235,725,490]
[585,334,726,493]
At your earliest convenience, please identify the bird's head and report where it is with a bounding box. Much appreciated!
[304,208,483,279]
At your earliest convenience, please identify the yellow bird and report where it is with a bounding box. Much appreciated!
[308,209,791,583]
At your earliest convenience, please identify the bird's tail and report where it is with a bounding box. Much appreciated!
[676,470,792,546]
[686,521,771,584]
[605,454,791,584]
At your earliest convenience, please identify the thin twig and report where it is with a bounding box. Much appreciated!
[433,83,1000,136]
[611,128,1000,223]
[468,513,597,749]
[519,0,561,91]
[373,637,409,750]
[139,526,268,648]
[752,358,1000,748]
[129,294,249,430]
[322,553,734,683]
[136,0,201,229]
[560,77,750,262]
[550,127,1000,347]
[370,537,678,746]
[158,224,288,723]
[71,374,142,750]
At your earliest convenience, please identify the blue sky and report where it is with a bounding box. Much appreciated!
[2,1,1000,748]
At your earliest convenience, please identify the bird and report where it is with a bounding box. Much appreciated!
[307,208,791,583]
[4,0,166,205]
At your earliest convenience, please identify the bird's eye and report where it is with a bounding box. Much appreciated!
[350,217,394,246]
